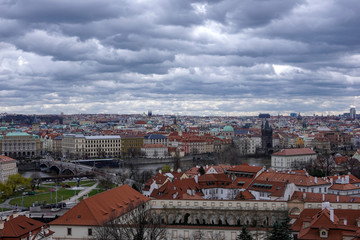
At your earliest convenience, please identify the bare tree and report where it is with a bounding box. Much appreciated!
[192,230,205,240]
[93,212,124,240]
[94,201,167,240]
[341,158,360,178]
[97,172,114,190]
[31,172,42,190]
[316,153,334,176]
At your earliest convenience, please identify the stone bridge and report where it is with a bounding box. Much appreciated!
[40,159,95,175]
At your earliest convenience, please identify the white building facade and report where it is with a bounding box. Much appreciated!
[0,155,18,183]
[62,134,121,159]
[271,148,317,171]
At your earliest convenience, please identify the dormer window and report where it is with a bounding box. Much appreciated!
[320,229,328,238]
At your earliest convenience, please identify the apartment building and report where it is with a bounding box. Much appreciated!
[62,134,121,159]
[1,132,41,158]
[0,155,17,183]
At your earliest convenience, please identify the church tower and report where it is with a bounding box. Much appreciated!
[32,115,40,131]
[261,120,273,153]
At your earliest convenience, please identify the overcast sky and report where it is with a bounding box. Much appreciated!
[0,0,359,116]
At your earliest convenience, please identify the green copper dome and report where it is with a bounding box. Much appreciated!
[223,125,234,132]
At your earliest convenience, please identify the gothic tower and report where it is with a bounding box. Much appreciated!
[261,120,273,153]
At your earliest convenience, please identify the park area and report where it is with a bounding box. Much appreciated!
[0,175,100,209]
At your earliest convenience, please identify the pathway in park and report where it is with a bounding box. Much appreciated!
[0,180,99,211]
[64,181,99,206]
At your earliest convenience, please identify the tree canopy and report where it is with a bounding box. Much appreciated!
[269,219,291,240]
[237,225,253,240]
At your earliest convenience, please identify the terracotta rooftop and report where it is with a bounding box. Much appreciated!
[142,144,167,148]
[227,163,263,173]
[272,148,316,156]
[0,215,53,238]
[50,185,150,226]
[257,171,329,187]
[291,208,360,240]
[291,191,360,203]
[329,183,360,191]
[0,155,16,162]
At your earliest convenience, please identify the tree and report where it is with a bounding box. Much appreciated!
[7,174,31,194]
[314,153,334,176]
[341,158,360,178]
[98,173,114,191]
[93,201,166,240]
[269,219,291,240]
[237,225,253,240]
[31,172,42,190]
[0,182,12,199]
[161,165,172,173]
[198,166,205,175]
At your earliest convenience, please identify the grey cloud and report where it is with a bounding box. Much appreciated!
[0,0,359,115]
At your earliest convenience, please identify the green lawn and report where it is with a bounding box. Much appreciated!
[87,188,106,197]
[10,189,77,207]
[0,208,11,212]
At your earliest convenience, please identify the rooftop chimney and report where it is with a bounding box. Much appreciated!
[194,175,198,183]
[0,219,5,230]
[322,194,325,201]
[330,208,334,222]
[345,175,350,184]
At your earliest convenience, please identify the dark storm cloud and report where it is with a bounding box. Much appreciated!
[0,0,126,23]
[0,0,359,115]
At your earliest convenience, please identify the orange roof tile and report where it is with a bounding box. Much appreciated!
[50,185,149,226]
[227,163,263,173]
[329,183,360,191]
[142,144,167,148]
[0,215,52,238]
[272,148,316,156]
[0,155,16,163]
[291,191,360,203]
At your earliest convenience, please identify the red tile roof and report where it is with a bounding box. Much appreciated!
[0,155,16,163]
[150,178,202,200]
[0,215,53,238]
[142,144,167,148]
[291,191,360,203]
[272,148,316,156]
[227,163,263,173]
[257,171,329,187]
[291,208,360,240]
[50,185,150,226]
[248,180,287,197]
[235,190,255,200]
[334,156,348,165]
[329,183,360,191]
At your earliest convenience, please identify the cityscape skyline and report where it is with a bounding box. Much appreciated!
[1,0,360,116]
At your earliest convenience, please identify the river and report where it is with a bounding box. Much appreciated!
[20,156,271,178]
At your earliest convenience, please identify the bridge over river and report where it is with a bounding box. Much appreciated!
[40,159,96,175]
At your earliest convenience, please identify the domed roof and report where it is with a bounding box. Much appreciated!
[147,121,152,125]
[223,125,234,132]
